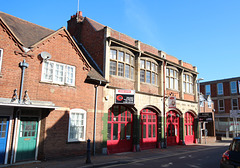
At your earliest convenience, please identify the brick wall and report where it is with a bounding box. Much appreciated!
[0,26,105,159]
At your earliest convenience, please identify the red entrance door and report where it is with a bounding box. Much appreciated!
[107,105,132,154]
[140,109,157,150]
[185,112,195,145]
[166,111,179,146]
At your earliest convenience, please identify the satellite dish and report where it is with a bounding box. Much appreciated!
[40,51,52,60]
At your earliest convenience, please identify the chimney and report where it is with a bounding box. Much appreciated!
[76,11,84,22]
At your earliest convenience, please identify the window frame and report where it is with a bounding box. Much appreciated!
[109,48,135,80]
[217,83,224,95]
[183,73,194,94]
[231,98,239,110]
[218,99,225,112]
[41,60,76,86]
[230,81,237,94]
[0,49,3,73]
[68,109,87,142]
[166,67,178,90]
[140,58,158,85]
[205,85,211,96]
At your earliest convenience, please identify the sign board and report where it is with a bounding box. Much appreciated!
[230,110,240,118]
[198,112,213,122]
[168,96,176,108]
[115,89,135,104]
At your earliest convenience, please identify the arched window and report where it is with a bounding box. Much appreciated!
[166,67,178,90]
[109,48,134,79]
[140,58,158,85]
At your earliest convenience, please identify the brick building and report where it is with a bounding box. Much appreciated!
[0,12,107,165]
[68,11,200,154]
[200,77,240,137]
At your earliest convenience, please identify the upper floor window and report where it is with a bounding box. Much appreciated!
[232,98,238,110]
[217,83,223,95]
[140,59,158,85]
[68,109,86,142]
[166,67,178,90]
[230,81,237,94]
[218,99,224,112]
[205,85,211,95]
[0,49,3,73]
[41,60,75,86]
[110,49,134,79]
[183,73,193,94]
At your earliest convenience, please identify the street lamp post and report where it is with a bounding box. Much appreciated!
[197,78,204,144]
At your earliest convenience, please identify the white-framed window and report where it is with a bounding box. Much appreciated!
[109,49,134,79]
[232,98,238,110]
[68,109,87,142]
[230,81,237,94]
[140,59,158,85]
[218,99,224,112]
[183,73,193,94]
[205,85,211,95]
[0,49,3,73]
[217,83,223,95]
[166,67,178,90]
[41,60,75,86]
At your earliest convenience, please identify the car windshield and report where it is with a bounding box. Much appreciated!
[230,139,240,152]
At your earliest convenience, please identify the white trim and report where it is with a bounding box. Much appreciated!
[13,115,20,163]
[68,109,87,142]
[218,99,225,112]
[41,60,76,86]
[230,81,237,94]
[35,116,41,160]
[0,48,3,73]
[217,83,224,95]
[0,103,56,109]
[4,115,12,164]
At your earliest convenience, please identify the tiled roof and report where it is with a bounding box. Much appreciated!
[0,12,54,47]
[85,17,105,31]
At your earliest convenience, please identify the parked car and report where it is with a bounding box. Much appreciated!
[220,136,240,168]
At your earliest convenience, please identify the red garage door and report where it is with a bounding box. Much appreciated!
[166,111,180,146]
[140,109,157,150]
[185,112,195,145]
[107,105,133,154]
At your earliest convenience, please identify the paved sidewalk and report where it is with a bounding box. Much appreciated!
[2,140,231,168]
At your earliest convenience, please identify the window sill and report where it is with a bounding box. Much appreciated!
[40,81,76,88]
[166,88,180,93]
[67,140,86,144]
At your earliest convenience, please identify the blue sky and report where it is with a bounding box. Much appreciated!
[1,0,240,82]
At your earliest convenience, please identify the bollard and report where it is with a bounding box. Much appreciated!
[86,139,91,164]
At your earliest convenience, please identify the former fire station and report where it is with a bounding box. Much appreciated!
[0,11,199,165]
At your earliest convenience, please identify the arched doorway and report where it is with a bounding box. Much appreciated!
[107,105,133,154]
[140,109,157,150]
[166,110,180,146]
[184,112,195,145]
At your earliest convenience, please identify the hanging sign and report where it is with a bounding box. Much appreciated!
[230,110,240,118]
[198,112,213,122]
[168,96,176,108]
[115,89,135,104]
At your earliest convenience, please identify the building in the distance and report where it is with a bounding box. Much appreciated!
[200,77,240,137]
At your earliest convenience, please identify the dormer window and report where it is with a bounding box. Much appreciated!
[109,49,134,79]
[140,58,158,85]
